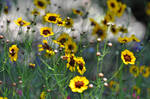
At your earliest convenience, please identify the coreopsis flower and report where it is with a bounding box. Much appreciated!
[118,26,128,33]
[14,17,30,27]
[116,2,126,17]
[89,18,99,26]
[57,18,65,26]
[76,57,86,75]
[45,13,60,24]
[0,97,8,99]
[66,54,77,72]
[4,6,9,14]
[110,24,119,35]
[92,25,107,40]
[53,33,72,47]
[69,76,89,93]
[105,11,115,22]
[107,0,119,13]
[40,91,46,99]
[31,9,40,16]
[64,17,74,28]
[38,40,55,56]
[129,65,140,77]
[9,45,19,62]
[29,63,36,68]
[72,9,83,16]
[64,40,77,54]
[40,27,54,37]
[34,0,47,9]
[133,86,141,95]
[101,17,109,27]
[146,2,150,16]
[109,80,119,92]
[118,36,132,43]
[130,35,140,42]
[140,65,150,78]
[121,49,136,65]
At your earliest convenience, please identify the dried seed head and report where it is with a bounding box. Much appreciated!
[89,84,93,88]
[89,40,94,44]
[0,80,2,85]
[108,42,112,47]
[0,35,4,39]
[103,78,107,82]
[104,82,108,87]
[96,52,101,56]
[98,73,104,78]
[6,40,9,43]
[47,89,51,92]
[42,85,46,88]
[61,56,68,60]
[97,38,101,42]
[19,80,23,84]
[18,76,22,80]
[12,82,16,87]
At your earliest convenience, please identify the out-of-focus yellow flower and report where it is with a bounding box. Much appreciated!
[29,63,36,68]
[4,6,9,14]
[107,0,119,13]
[129,65,140,77]
[118,36,132,43]
[9,45,19,62]
[76,57,86,75]
[116,2,126,17]
[118,26,128,33]
[64,17,74,28]
[110,24,119,35]
[69,76,89,93]
[64,40,77,54]
[89,18,99,26]
[40,91,46,99]
[109,80,119,92]
[66,54,77,72]
[31,9,40,16]
[133,86,140,95]
[34,0,47,9]
[146,2,150,16]
[140,65,150,78]
[130,34,140,42]
[72,9,83,16]
[121,49,136,65]
[14,17,30,27]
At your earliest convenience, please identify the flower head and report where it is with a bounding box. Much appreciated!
[72,9,83,16]
[14,17,30,27]
[40,27,54,37]
[66,54,77,72]
[129,65,140,77]
[34,0,47,9]
[76,57,86,75]
[64,17,74,28]
[118,36,132,43]
[64,40,77,54]
[107,0,119,13]
[109,80,119,92]
[69,76,89,93]
[9,45,19,62]
[45,13,60,24]
[140,65,150,78]
[121,49,136,65]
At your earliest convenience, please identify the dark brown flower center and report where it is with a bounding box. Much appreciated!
[124,54,131,62]
[75,81,84,88]
[59,38,67,45]
[111,27,116,33]
[65,21,71,25]
[111,3,115,8]
[10,49,15,56]
[96,29,103,37]
[43,30,50,35]
[69,56,75,67]
[18,21,25,26]
[68,45,74,50]
[132,68,137,73]
[42,43,51,50]
[48,16,56,21]
[79,63,83,70]
[38,1,44,7]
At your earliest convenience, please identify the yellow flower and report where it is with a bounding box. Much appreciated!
[31,9,40,16]
[40,91,46,99]
[121,49,136,65]
[118,26,128,33]
[53,33,72,47]
[64,17,74,28]
[40,27,54,37]
[34,0,47,9]
[45,13,60,24]
[45,49,55,57]
[64,40,77,54]
[110,24,119,35]
[9,45,19,62]
[38,40,54,55]
[4,6,8,14]
[107,0,119,13]
[69,76,89,93]
[0,97,8,99]
[29,63,36,68]
[67,54,77,72]
[57,18,65,26]
[140,65,150,78]
[133,86,140,95]
[89,18,99,26]
[105,11,115,22]
[72,9,83,16]
[76,57,86,75]
[129,65,140,77]
[92,25,107,40]
[130,34,140,42]
[14,17,30,27]
[118,36,132,43]
[109,80,119,92]
[146,2,150,16]
[116,2,126,17]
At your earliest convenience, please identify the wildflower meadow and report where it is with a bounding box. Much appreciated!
[0,0,150,99]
